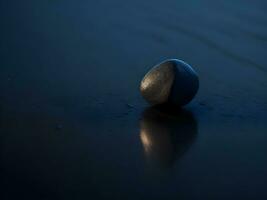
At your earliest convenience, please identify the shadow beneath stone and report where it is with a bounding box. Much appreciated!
[140,104,198,169]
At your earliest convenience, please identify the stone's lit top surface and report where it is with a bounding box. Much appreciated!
[140,62,175,105]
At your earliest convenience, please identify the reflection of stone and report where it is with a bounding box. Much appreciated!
[140,59,199,106]
[140,105,198,168]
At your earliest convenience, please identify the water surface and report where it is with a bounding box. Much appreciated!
[1,0,267,199]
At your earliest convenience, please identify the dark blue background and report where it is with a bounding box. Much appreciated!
[1,0,267,199]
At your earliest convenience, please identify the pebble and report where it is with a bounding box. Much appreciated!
[56,124,63,130]
[140,59,199,106]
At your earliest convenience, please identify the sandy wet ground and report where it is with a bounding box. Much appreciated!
[0,0,267,199]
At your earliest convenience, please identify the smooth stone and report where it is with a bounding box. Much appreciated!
[140,59,199,106]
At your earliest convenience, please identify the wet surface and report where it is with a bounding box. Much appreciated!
[0,0,267,199]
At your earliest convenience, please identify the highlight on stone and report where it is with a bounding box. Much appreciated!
[140,59,199,106]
